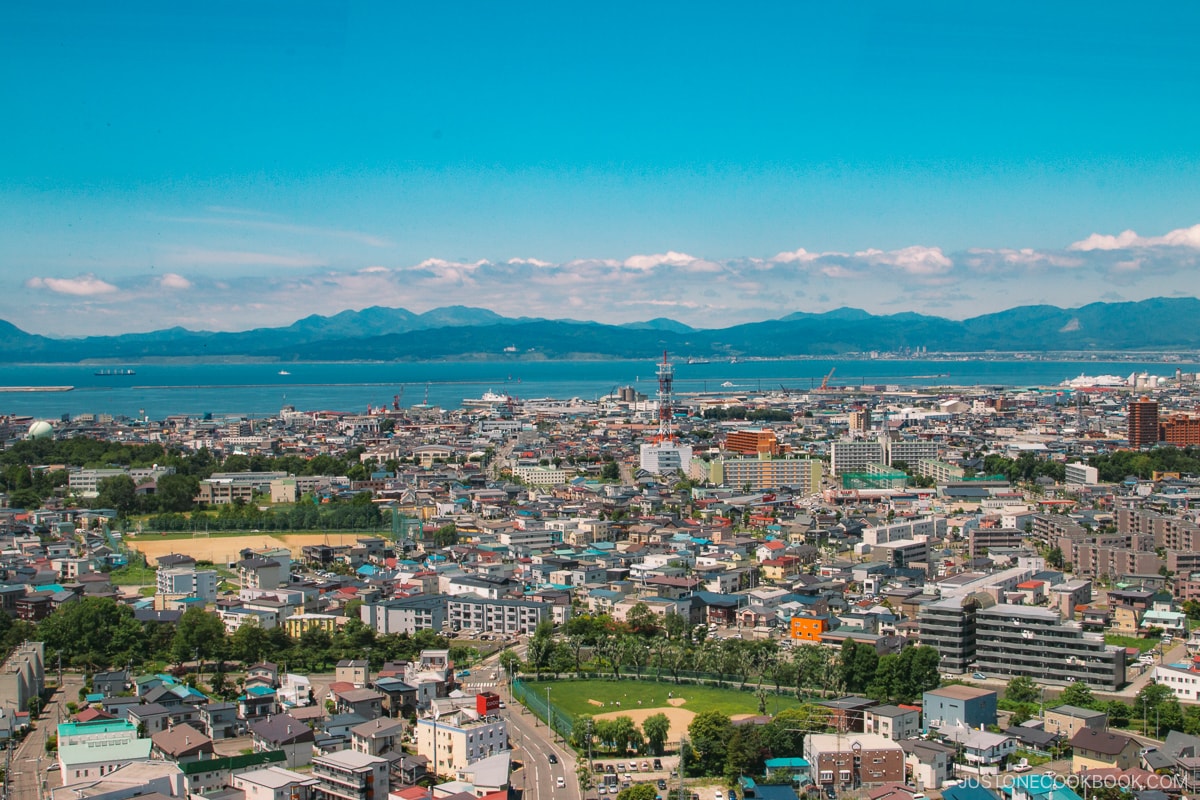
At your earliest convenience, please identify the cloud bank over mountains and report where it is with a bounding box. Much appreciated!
[14,220,1200,336]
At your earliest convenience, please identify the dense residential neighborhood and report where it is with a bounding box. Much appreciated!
[2,372,1200,800]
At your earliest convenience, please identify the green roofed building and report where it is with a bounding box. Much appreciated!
[178,750,287,794]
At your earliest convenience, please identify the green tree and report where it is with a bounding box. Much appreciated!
[155,473,200,513]
[688,710,734,776]
[38,597,145,669]
[616,785,657,800]
[606,716,641,756]
[1059,680,1097,709]
[229,622,271,665]
[171,607,227,665]
[1006,676,1040,704]
[433,524,458,547]
[643,712,670,756]
[725,724,765,783]
[95,475,138,516]
[8,488,41,510]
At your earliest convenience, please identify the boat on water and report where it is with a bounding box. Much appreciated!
[462,390,513,409]
[278,370,291,376]
[721,381,736,387]
[94,368,136,376]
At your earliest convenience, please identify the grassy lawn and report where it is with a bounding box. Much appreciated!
[538,678,780,719]
[1104,634,1157,653]
[108,564,158,586]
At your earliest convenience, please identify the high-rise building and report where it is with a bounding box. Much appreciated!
[1128,396,1159,448]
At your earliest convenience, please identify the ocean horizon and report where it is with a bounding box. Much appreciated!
[0,357,1194,420]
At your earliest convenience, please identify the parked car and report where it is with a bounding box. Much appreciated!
[972,672,987,680]
[653,758,663,770]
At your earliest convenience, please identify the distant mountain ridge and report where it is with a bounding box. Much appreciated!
[2,298,1198,363]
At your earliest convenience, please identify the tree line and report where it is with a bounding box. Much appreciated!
[0,436,381,514]
[20,596,453,682]
[523,608,940,706]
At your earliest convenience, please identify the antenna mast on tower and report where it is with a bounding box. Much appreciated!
[656,351,675,442]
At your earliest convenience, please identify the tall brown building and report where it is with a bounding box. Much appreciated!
[1128,396,1159,449]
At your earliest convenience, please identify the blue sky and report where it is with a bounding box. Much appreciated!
[4,2,1200,336]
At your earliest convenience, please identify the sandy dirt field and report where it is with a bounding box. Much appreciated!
[593,705,694,745]
[128,532,368,566]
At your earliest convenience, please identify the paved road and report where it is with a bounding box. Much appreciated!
[8,673,81,800]
[476,646,583,800]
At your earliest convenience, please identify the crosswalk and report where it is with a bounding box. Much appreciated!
[463,681,497,691]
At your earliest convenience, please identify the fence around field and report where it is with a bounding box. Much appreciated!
[512,677,575,741]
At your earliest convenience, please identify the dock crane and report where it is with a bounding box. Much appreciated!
[819,367,836,391]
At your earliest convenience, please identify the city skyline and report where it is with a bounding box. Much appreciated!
[4,3,1200,336]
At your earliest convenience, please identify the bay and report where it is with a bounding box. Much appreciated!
[0,358,1194,420]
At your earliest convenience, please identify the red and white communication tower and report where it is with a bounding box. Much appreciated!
[656,350,675,442]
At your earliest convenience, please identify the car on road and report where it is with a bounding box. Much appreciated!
[556,777,565,788]
[549,754,558,764]
[46,763,60,771]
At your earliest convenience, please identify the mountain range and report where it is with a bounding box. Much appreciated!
[2,298,1196,363]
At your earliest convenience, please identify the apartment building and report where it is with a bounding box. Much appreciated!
[974,604,1126,690]
[916,459,965,483]
[830,441,886,476]
[864,705,921,741]
[1065,463,1100,486]
[711,456,822,493]
[361,596,448,635]
[863,517,946,546]
[918,597,977,673]
[415,710,508,774]
[311,750,390,800]
[0,642,44,716]
[803,733,905,789]
[156,566,218,601]
[445,594,558,635]
[724,428,781,456]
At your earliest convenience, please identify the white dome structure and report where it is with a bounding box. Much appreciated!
[27,420,53,440]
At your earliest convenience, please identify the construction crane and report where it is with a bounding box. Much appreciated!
[819,367,836,391]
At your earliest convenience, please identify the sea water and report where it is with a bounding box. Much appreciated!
[0,358,1194,420]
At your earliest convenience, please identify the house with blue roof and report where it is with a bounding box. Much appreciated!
[943,780,1003,800]
[1003,775,1083,800]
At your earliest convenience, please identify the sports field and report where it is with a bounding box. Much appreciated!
[128,532,368,565]
[541,679,789,745]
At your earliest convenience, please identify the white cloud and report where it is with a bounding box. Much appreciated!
[622,251,697,270]
[158,273,192,290]
[854,245,953,274]
[412,258,488,271]
[25,275,119,296]
[507,257,553,267]
[1069,223,1200,251]
[1069,229,1142,251]
[770,248,827,263]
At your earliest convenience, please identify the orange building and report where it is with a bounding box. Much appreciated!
[1161,414,1200,446]
[790,616,829,641]
[725,429,781,456]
